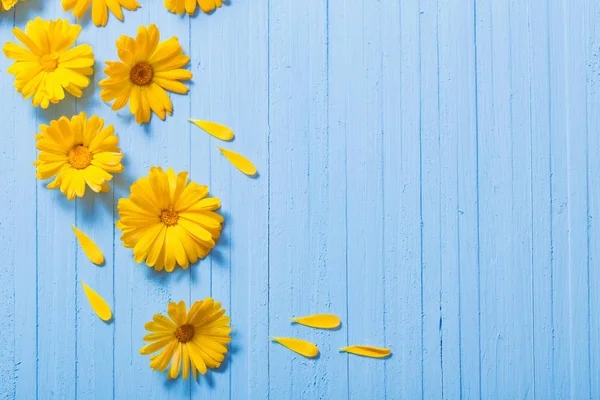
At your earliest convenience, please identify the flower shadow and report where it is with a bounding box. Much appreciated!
[14,0,43,24]
[77,190,114,222]
[77,11,93,28]
[197,330,239,388]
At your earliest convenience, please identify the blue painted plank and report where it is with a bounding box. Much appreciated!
[267,0,310,395]
[437,0,478,397]
[0,8,37,400]
[439,0,482,398]
[266,0,347,398]
[508,1,536,397]
[563,0,592,397]
[326,1,353,399]
[588,2,600,396]
[548,2,572,395]
[529,0,553,396]
[476,0,535,396]
[330,1,386,399]
[548,1,592,397]
[0,10,16,400]
[420,0,443,397]
[381,0,423,399]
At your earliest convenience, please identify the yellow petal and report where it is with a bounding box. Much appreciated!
[339,346,391,358]
[189,120,234,141]
[270,337,319,358]
[72,225,104,265]
[80,281,112,321]
[217,147,257,177]
[290,314,341,330]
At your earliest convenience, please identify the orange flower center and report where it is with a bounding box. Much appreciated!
[40,53,59,72]
[175,324,194,343]
[130,62,154,85]
[68,145,92,169]
[160,208,179,226]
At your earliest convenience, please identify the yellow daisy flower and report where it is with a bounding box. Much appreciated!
[165,0,222,16]
[116,167,223,272]
[2,18,94,109]
[34,112,124,200]
[62,0,140,27]
[1,0,25,12]
[140,299,231,380]
[99,25,192,124]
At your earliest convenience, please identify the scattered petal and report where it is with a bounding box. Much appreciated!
[290,314,341,330]
[217,147,257,177]
[339,346,391,358]
[81,281,112,321]
[72,225,104,265]
[189,120,234,141]
[270,337,319,358]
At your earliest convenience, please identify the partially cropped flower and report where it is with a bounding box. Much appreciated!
[116,167,223,272]
[1,0,25,11]
[99,24,192,124]
[2,18,94,108]
[34,113,124,200]
[62,0,140,27]
[140,299,231,379]
[165,0,222,16]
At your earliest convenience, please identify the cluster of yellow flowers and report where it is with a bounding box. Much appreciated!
[3,20,192,121]
[2,1,233,380]
[1,0,222,23]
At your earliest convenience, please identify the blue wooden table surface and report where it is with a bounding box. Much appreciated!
[1,0,599,398]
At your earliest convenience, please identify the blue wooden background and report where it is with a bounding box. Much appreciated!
[1,0,599,398]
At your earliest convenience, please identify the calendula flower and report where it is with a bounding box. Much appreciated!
[99,25,192,124]
[140,299,231,379]
[165,0,222,16]
[116,167,223,272]
[34,113,124,200]
[1,0,25,11]
[62,0,140,27]
[2,18,94,108]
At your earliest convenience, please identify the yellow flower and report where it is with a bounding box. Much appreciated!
[140,299,231,380]
[1,0,25,11]
[2,18,94,108]
[62,0,140,27]
[34,112,124,200]
[99,25,192,124]
[116,167,223,272]
[165,0,222,16]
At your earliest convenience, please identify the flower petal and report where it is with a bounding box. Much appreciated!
[217,147,257,177]
[339,345,391,358]
[189,120,234,141]
[72,225,104,265]
[290,314,341,330]
[270,337,319,358]
[81,281,112,321]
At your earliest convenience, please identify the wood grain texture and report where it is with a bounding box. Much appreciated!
[0,0,599,398]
